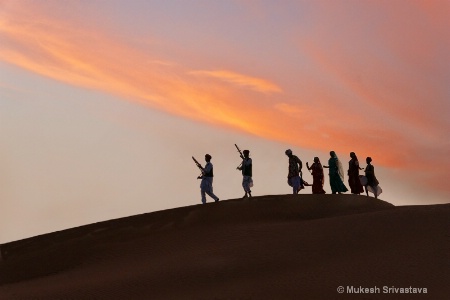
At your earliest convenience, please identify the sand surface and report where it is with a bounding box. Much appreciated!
[1,194,449,299]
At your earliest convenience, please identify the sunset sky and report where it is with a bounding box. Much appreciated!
[1,0,449,243]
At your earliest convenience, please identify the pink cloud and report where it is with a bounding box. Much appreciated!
[189,70,282,94]
[1,1,449,197]
[292,0,450,192]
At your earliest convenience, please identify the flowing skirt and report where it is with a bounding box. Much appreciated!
[312,174,326,194]
[349,173,364,194]
[329,172,348,193]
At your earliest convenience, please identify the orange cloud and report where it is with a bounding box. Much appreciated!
[274,102,304,116]
[189,70,282,94]
[292,0,450,194]
[0,9,431,166]
[0,3,286,137]
[1,1,449,196]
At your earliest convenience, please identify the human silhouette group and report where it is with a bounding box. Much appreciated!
[194,147,381,204]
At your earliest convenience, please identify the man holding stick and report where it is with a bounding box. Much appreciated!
[192,154,220,204]
[235,144,253,198]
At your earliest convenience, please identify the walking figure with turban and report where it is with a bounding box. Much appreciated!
[285,149,304,194]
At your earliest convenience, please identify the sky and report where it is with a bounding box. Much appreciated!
[1,0,449,244]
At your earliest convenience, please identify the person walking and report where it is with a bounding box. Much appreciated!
[285,149,304,194]
[237,149,253,198]
[324,151,348,194]
[306,157,326,194]
[199,154,220,204]
[364,157,381,199]
[348,152,364,195]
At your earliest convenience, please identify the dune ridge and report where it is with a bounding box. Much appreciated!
[1,194,449,299]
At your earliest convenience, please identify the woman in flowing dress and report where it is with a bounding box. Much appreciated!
[348,152,364,195]
[324,151,348,194]
[306,157,326,194]
[364,157,382,199]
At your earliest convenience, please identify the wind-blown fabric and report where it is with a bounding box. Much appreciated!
[365,163,382,197]
[328,154,348,194]
[242,176,253,193]
[367,185,383,197]
[287,154,303,194]
[337,158,345,182]
[287,176,302,194]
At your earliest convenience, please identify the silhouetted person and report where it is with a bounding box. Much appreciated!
[237,150,253,198]
[199,154,219,204]
[324,151,348,194]
[364,157,381,199]
[306,157,326,194]
[348,152,364,195]
[285,149,304,194]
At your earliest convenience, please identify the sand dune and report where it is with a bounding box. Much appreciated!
[1,194,449,299]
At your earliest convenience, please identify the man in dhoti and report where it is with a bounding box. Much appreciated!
[285,149,304,194]
[237,149,253,198]
[199,154,220,204]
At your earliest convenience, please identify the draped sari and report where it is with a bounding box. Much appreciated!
[328,153,348,194]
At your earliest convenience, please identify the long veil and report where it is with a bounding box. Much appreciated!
[337,157,345,182]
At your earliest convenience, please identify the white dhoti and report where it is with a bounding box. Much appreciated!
[242,176,253,193]
[367,185,382,197]
[200,177,219,203]
[288,175,303,194]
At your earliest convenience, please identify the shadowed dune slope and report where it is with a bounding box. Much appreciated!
[0,194,449,299]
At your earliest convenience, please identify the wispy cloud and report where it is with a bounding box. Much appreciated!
[274,102,303,116]
[189,70,282,94]
[147,60,177,67]
[1,1,449,196]
[0,3,280,138]
[292,0,450,192]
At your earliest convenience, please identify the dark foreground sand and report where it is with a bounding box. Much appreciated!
[0,194,449,299]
